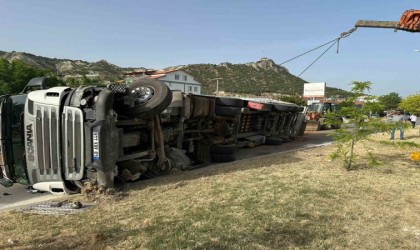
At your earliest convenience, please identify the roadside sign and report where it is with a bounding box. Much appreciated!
[303,82,326,98]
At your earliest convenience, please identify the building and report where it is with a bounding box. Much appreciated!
[125,69,202,94]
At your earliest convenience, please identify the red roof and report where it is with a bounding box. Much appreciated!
[149,74,165,79]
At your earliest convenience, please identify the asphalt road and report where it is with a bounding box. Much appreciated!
[0,130,334,212]
[0,183,53,211]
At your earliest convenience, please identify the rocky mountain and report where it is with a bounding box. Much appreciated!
[0,50,144,82]
[0,51,351,97]
[180,58,351,97]
[178,57,302,95]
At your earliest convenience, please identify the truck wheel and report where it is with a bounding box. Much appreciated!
[215,97,245,107]
[211,153,236,163]
[265,137,283,145]
[210,144,237,154]
[126,77,172,119]
[215,106,242,116]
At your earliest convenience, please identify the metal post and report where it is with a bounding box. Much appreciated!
[210,78,223,93]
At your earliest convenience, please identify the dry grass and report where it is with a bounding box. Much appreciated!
[1,129,420,249]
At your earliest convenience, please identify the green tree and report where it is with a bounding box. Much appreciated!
[327,81,392,170]
[46,75,65,88]
[10,60,48,93]
[278,95,306,106]
[0,58,63,94]
[400,94,420,115]
[378,92,402,111]
[0,58,13,94]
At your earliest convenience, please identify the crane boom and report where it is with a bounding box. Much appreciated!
[355,20,399,29]
[355,9,420,32]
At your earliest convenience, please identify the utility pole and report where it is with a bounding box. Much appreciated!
[211,78,223,93]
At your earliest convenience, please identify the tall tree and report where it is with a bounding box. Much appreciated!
[377,92,402,110]
[400,94,420,114]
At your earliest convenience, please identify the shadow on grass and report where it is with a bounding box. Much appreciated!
[18,227,138,250]
[16,217,343,249]
[372,151,417,171]
[127,148,304,192]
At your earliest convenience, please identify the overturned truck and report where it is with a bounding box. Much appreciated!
[0,77,305,194]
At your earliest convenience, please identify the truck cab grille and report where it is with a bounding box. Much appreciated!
[62,107,85,180]
[26,104,85,183]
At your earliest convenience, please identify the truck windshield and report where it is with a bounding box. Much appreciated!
[0,94,28,185]
[307,104,323,113]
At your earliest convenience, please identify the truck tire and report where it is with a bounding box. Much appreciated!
[126,77,172,119]
[211,153,236,163]
[210,144,237,154]
[215,97,245,107]
[272,103,295,112]
[215,106,242,116]
[264,137,283,145]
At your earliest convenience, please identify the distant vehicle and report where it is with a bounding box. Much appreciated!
[305,102,341,131]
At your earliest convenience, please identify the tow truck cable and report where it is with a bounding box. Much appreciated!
[279,27,358,77]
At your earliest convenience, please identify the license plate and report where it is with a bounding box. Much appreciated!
[92,131,100,160]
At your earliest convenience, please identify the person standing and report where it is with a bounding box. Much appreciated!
[390,110,407,140]
[409,114,417,128]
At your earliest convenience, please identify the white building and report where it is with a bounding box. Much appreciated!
[125,69,202,95]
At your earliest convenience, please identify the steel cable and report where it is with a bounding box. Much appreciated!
[298,40,339,77]
[279,27,357,77]
[279,38,338,66]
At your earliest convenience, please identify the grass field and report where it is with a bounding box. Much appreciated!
[1,129,420,249]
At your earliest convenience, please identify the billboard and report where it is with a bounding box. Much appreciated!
[303,82,326,98]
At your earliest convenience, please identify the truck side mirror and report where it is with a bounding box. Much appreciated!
[21,77,48,94]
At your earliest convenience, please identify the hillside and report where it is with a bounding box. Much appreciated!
[180,58,351,97]
[0,51,352,97]
[181,58,303,95]
[0,50,143,82]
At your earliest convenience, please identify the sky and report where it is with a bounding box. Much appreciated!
[0,0,419,96]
